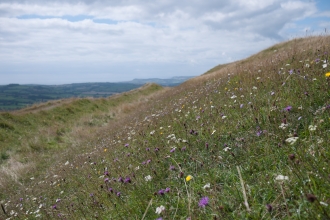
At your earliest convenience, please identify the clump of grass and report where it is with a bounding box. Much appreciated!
[1,35,330,219]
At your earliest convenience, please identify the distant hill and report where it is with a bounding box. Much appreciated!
[0,76,194,111]
[126,76,194,86]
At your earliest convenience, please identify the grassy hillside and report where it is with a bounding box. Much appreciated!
[1,35,330,219]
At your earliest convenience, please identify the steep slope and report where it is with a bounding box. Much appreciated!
[1,35,330,219]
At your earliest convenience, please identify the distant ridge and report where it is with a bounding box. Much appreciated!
[125,76,194,86]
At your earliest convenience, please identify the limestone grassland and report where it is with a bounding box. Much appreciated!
[1,35,330,219]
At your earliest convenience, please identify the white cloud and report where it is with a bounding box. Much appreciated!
[0,0,325,84]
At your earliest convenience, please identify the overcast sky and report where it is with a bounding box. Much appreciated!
[1,0,329,85]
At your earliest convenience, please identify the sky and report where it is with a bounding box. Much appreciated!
[0,0,329,85]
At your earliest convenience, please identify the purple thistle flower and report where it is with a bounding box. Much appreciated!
[52,205,57,209]
[169,165,176,171]
[284,106,292,111]
[118,177,124,183]
[146,148,150,151]
[198,196,209,208]
[181,146,186,151]
[165,187,170,193]
[158,189,165,195]
[108,188,113,193]
[116,192,121,197]
[125,143,129,147]
[170,148,176,153]
[154,148,160,152]
[104,171,109,176]
[146,159,151,164]
[90,193,94,197]
[289,69,293,74]
[124,177,131,183]
[104,178,109,183]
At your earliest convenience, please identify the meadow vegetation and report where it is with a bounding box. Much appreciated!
[1,35,330,219]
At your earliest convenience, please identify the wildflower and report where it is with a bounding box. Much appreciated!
[125,144,129,147]
[104,178,109,183]
[305,63,310,68]
[325,72,330,77]
[150,130,155,135]
[289,69,293,74]
[165,187,170,193]
[203,183,210,189]
[64,161,69,166]
[169,165,176,171]
[158,189,165,195]
[323,63,327,68]
[285,137,298,145]
[223,147,231,151]
[240,104,244,108]
[266,204,273,212]
[252,86,257,90]
[288,154,295,160]
[155,205,165,214]
[308,125,317,131]
[116,192,121,197]
[124,177,131,183]
[145,175,152,181]
[198,197,209,208]
[230,95,237,99]
[275,175,289,181]
[221,115,227,119]
[170,148,176,153]
[284,106,292,111]
[186,175,193,182]
[211,130,216,135]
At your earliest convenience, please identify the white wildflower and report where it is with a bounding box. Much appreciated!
[224,147,231,152]
[222,116,227,119]
[145,175,152,182]
[323,63,327,68]
[155,205,165,214]
[64,161,69,166]
[305,63,310,68]
[252,86,257,90]
[308,125,317,131]
[135,166,140,171]
[230,95,237,99]
[279,123,288,130]
[285,137,299,145]
[275,175,289,181]
[211,130,216,135]
[203,183,211,189]
[150,130,155,135]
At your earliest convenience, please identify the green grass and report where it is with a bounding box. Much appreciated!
[1,36,330,219]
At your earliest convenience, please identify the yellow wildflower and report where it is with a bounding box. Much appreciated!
[186,175,193,182]
[325,72,330,77]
